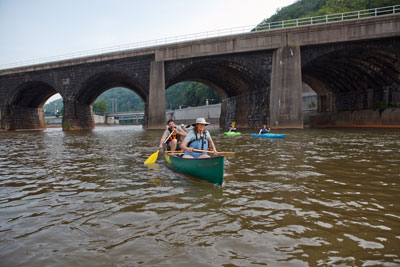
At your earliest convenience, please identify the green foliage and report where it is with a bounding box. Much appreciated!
[166,82,221,110]
[44,98,63,115]
[376,100,400,109]
[268,0,326,22]
[92,99,108,115]
[95,84,221,112]
[256,0,400,28]
[318,0,400,14]
[96,87,144,112]
[62,119,70,129]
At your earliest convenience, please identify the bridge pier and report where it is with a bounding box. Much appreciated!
[0,105,12,130]
[146,61,166,129]
[0,105,45,130]
[270,46,303,128]
[62,100,94,130]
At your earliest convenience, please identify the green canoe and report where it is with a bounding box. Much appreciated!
[163,152,224,185]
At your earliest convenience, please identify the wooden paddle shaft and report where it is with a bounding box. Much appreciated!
[163,129,175,144]
[166,149,234,156]
[193,149,235,156]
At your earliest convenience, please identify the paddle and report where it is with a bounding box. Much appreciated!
[228,121,236,132]
[144,129,175,165]
[167,149,235,156]
[192,149,235,156]
[165,150,184,153]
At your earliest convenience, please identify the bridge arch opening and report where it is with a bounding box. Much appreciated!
[302,44,400,126]
[165,81,222,126]
[72,71,146,128]
[93,87,145,125]
[43,93,64,127]
[77,71,147,105]
[165,59,270,128]
[301,83,318,125]
[166,81,222,109]
[4,81,61,130]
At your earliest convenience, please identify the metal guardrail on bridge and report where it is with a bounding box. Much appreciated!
[0,5,399,70]
[255,5,400,30]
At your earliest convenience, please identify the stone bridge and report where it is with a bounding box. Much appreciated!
[0,13,399,130]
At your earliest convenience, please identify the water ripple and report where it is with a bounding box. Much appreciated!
[0,127,399,266]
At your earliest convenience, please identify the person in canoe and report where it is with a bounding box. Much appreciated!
[159,119,187,151]
[180,123,190,133]
[259,124,271,135]
[180,118,218,159]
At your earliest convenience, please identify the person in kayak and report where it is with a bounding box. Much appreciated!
[180,118,218,159]
[228,125,237,132]
[259,124,271,135]
[159,119,187,151]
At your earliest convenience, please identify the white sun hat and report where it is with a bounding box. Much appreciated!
[192,117,210,126]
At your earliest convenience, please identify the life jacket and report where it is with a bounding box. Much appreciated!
[188,131,209,150]
[167,128,178,143]
[260,128,268,134]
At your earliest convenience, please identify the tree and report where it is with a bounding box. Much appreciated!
[96,87,144,112]
[166,81,221,109]
[254,0,400,29]
[93,99,108,115]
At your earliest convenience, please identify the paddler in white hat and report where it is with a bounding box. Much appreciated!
[180,118,218,158]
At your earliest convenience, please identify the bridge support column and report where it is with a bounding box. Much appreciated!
[146,61,166,129]
[0,105,45,130]
[270,46,303,128]
[0,105,12,130]
[62,100,94,130]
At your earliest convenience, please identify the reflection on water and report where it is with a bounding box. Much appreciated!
[1,126,399,266]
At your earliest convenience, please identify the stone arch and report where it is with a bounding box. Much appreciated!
[302,39,400,114]
[61,71,147,130]
[76,71,147,105]
[166,58,270,97]
[4,81,59,130]
[165,56,271,128]
[8,81,58,107]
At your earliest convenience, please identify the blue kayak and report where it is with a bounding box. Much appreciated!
[251,133,286,139]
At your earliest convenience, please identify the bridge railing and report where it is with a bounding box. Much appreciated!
[255,5,400,30]
[1,5,399,70]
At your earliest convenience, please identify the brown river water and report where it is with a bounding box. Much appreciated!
[0,126,399,266]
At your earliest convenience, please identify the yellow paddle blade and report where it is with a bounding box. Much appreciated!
[232,121,235,128]
[144,150,159,165]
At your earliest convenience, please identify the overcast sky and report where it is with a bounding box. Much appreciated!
[0,0,296,66]
[0,0,297,102]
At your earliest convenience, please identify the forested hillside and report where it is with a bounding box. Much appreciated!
[259,0,399,24]
[94,87,144,113]
[166,82,221,110]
